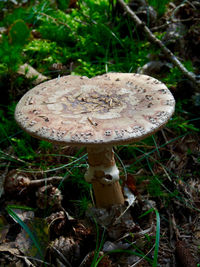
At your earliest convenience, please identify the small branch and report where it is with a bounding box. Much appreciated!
[117,0,200,90]
[151,18,200,32]
[39,12,71,30]
[29,176,64,187]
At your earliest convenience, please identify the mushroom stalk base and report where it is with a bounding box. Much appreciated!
[85,147,124,208]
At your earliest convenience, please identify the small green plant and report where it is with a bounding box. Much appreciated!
[9,19,30,46]
[24,39,61,69]
[93,208,160,266]
[0,35,23,74]
[163,60,195,88]
[39,140,53,151]
[90,221,106,267]
[11,137,36,160]
[72,196,91,217]
[57,0,70,11]
[1,4,31,27]
[0,19,30,75]
[148,176,164,197]
[168,106,200,135]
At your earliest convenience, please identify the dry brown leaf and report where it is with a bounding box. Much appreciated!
[0,243,20,255]
[17,63,48,85]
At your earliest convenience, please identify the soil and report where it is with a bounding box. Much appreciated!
[0,0,200,266]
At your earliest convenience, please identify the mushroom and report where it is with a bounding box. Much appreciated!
[15,73,175,208]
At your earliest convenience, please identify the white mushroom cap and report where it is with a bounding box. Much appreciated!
[15,73,175,146]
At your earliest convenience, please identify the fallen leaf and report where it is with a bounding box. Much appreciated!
[15,217,49,260]
[11,209,34,223]
[0,243,20,255]
[17,63,48,85]
[125,173,137,193]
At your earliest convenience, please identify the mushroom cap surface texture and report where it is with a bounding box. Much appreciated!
[15,73,175,146]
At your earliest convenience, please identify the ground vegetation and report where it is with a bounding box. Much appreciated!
[0,0,200,266]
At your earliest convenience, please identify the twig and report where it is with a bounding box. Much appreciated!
[14,253,51,266]
[39,12,71,30]
[117,0,200,90]
[171,213,180,240]
[21,153,87,173]
[151,18,200,32]
[0,149,26,164]
[29,176,64,187]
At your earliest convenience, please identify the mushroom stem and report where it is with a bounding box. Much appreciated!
[85,146,124,208]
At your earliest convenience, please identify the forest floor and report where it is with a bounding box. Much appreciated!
[0,0,200,266]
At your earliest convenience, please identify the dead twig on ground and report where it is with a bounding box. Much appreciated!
[117,0,200,90]
[29,176,64,187]
[151,17,200,32]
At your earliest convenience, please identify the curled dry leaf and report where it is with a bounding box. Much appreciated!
[46,210,69,236]
[72,222,93,240]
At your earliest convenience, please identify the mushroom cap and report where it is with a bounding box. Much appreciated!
[15,73,175,146]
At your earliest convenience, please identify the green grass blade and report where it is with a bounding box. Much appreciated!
[91,220,106,267]
[22,153,87,173]
[6,205,44,259]
[153,209,160,267]
[152,135,161,158]
[128,133,188,167]
[138,208,155,219]
[6,204,35,211]
[138,207,160,267]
